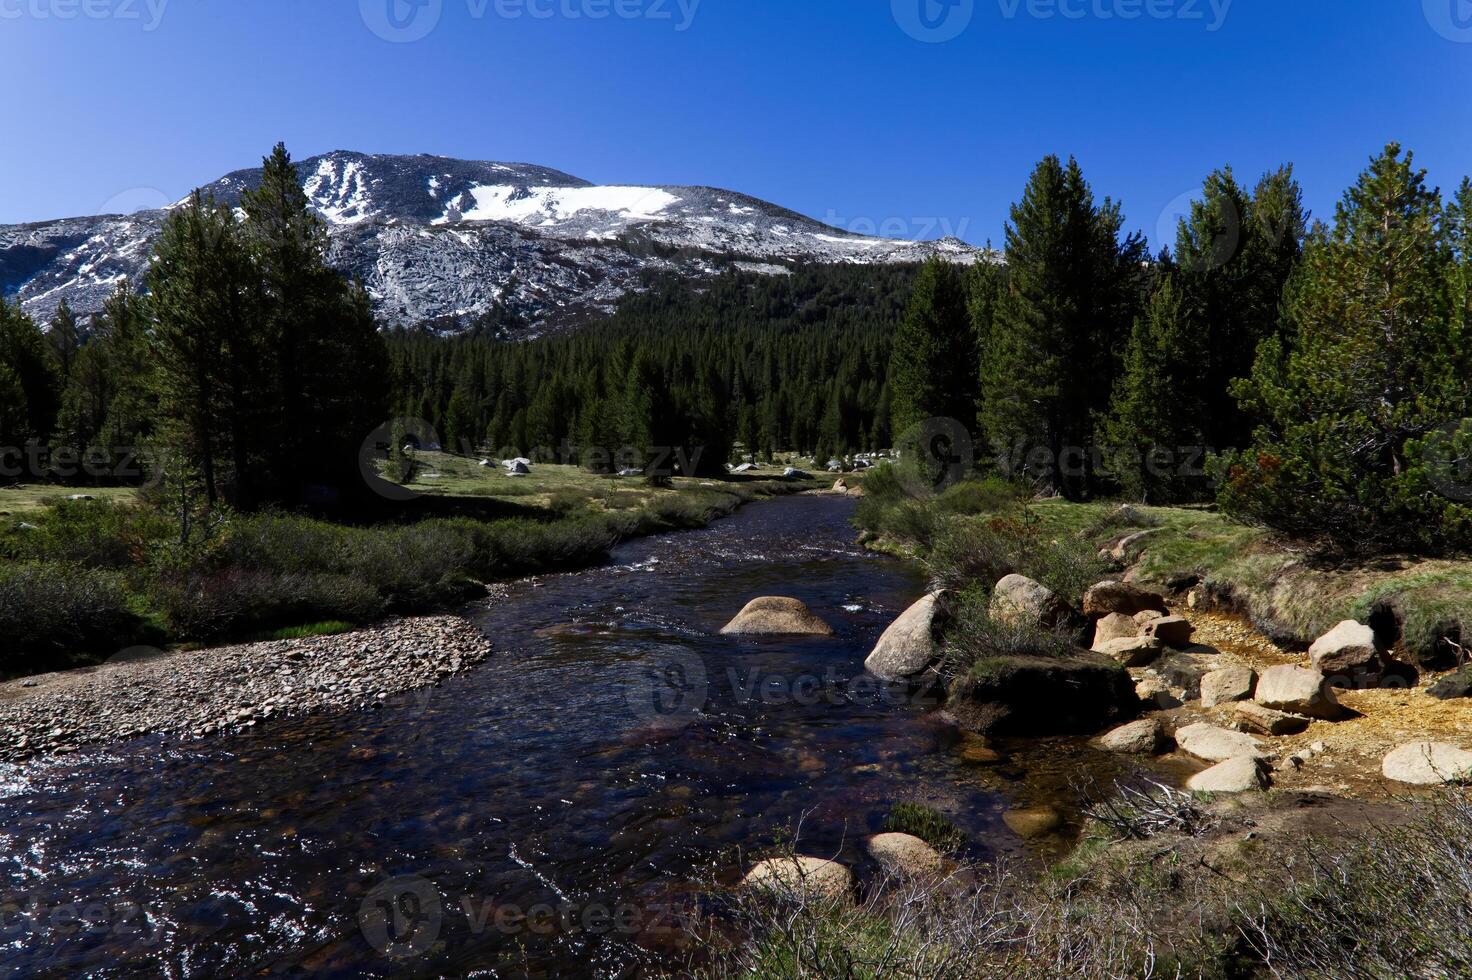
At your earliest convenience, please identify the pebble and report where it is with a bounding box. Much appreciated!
[0,616,492,763]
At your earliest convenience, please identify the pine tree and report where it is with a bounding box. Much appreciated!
[1219,144,1472,553]
[1097,276,1204,502]
[47,299,80,385]
[239,143,389,503]
[0,298,61,449]
[1174,166,1305,452]
[980,156,1146,498]
[889,257,974,438]
[148,191,259,506]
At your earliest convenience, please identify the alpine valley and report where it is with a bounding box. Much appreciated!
[0,150,985,335]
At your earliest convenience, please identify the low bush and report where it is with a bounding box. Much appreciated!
[149,568,385,642]
[2,499,173,569]
[0,562,144,673]
[935,477,1025,516]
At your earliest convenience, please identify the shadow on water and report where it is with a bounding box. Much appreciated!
[0,495,1172,978]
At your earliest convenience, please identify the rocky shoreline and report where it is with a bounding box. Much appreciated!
[0,615,494,764]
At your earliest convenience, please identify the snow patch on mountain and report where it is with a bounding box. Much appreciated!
[1,151,991,333]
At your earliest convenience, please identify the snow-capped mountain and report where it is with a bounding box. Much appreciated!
[1,151,986,333]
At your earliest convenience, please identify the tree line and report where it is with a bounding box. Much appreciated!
[0,144,389,513]
[5,141,1470,552]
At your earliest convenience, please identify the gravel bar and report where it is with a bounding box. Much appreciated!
[0,615,492,764]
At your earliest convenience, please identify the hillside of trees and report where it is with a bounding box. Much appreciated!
[3,141,1470,552]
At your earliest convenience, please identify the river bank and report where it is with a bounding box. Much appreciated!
[0,613,496,763]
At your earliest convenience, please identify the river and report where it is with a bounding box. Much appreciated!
[0,494,1144,978]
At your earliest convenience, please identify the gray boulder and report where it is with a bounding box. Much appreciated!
[1143,615,1195,648]
[1256,665,1344,720]
[1201,666,1256,708]
[1187,756,1269,793]
[1095,636,1165,668]
[1096,718,1167,754]
[863,833,944,877]
[1381,742,1472,785]
[1175,722,1269,763]
[1233,702,1310,736]
[865,592,946,681]
[991,574,1075,632]
[1082,581,1169,619]
[740,856,854,901]
[1091,613,1140,648]
[1309,620,1384,681]
[721,597,834,636]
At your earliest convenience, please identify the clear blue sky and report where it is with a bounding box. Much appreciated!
[3,0,1470,247]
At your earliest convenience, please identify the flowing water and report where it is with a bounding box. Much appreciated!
[0,495,1155,978]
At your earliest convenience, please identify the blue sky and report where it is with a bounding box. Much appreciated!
[2,0,1470,247]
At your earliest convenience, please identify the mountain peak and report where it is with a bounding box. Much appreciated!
[2,152,988,333]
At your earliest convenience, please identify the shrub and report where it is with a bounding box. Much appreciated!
[0,562,142,673]
[149,568,384,642]
[935,477,1024,516]
[4,499,172,570]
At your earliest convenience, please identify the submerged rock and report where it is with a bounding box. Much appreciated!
[1003,806,1063,839]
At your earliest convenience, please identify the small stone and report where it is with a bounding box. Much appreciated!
[1096,718,1166,754]
[1201,666,1256,708]
[1233,702,1310,736]
[1143,615,1195,648]
[1175,722,1269,763]
[1188,756,1269,793]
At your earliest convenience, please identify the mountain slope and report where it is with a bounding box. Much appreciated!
[1,151,986,333]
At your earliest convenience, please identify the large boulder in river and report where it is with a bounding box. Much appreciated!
[1255,664,1344,720]
[721,597,834,636]
[944,649,1137,736]
[1082,581,1169,620]
[740,856,854,901]
[990,575,1077,632]
[1094,636,1164,668]
[865,592,946,681]
[1309,620,1385,682]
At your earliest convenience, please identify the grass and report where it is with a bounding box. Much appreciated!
[0,463,808,678]
[854,466,1472,668]
[881,802,965,853]
[0,484,140,516]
